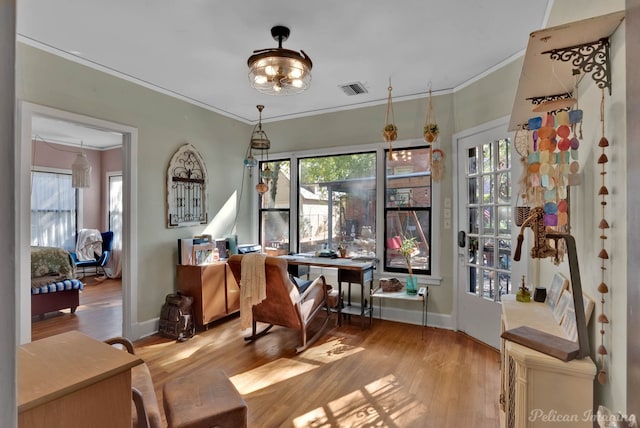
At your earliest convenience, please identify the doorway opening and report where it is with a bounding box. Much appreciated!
[18,102,139,343]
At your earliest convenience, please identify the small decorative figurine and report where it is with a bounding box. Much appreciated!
[516,275,531,302]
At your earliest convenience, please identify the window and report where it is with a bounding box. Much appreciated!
[298,153,376,256]
[30,170,77,248]
[384,148,431,275]
[257,145,440,279]
[259,160,291,256]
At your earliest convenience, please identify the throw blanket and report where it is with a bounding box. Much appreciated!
[240,253,267,329]
[76,229,103,261]
[31,246,75,279]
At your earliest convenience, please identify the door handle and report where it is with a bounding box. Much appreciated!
[458,230,466,248]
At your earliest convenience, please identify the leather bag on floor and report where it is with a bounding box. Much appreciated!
[158,292,195,341]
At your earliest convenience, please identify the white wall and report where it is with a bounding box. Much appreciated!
[535,0,628,412]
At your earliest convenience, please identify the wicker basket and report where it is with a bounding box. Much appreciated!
[515,205,531,227]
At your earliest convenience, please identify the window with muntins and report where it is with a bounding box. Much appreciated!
[384,148,432,275]
[30,170,77,248]
[259,159,291,256]
[257,146,439,279]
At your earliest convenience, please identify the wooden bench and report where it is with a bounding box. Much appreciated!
[163,367,247,428]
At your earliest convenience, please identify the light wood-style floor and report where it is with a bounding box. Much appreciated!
[32,279,501,428]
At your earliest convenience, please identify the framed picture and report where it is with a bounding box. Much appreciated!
[546,272,569,311]
[561,306,578,342]
[553,290,572,323]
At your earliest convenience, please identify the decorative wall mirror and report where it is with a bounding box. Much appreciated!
[167,143,208,228]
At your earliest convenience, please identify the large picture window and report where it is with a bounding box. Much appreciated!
[256,146,439,279]
[298,153,376,256]
[384,148,431,275]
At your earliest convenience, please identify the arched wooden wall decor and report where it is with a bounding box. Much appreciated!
[167,143,208,228]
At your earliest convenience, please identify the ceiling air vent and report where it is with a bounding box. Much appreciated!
[339,82,368,96]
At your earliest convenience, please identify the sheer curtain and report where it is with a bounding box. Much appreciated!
[106,174,123,278]
[30,171,76,249]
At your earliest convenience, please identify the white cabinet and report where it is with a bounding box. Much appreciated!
[500,295,596,428]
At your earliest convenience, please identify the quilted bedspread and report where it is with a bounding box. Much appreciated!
[31,246,76,279]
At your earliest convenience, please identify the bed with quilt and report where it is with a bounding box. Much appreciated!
[31,246,84,317]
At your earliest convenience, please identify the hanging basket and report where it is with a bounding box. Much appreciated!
[424,130,438,143]
[383,79,397,158]
[383,129,398,142]
[515,194,531,227]
[423,86,439,143]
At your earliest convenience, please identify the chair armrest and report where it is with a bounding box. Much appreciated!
[132,387,151,428]
[297,275,327,303]
[104,336,136,354]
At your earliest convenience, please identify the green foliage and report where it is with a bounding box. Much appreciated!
[300,153,376,185]
[424,123,439,134]
[384,124,398,132]
[399,235,418,275]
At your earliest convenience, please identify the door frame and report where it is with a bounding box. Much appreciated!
[17,101,139,343]
[451,115,527,346]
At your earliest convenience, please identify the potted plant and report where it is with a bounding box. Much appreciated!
[399,235,418,295]
[383,123,398,142]
[424,123,439,143]
[337,242,348,258]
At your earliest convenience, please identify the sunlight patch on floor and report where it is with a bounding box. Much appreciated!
[230,358,317,395]
[139,336,209,366]
[231,337,364,395]
[292,374,428,428]
[299,337,364,364]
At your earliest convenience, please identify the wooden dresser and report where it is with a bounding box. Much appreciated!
[500,295,596,428]
[18,330,142,428]
[176,262,240,328]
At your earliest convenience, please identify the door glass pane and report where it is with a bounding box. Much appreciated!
[468,208,479,234]
[467,147,478,175]
[468,177,479,205]
[498,138,511,170]
[498,172,510,204]
[482,143,493,173]
[482,175,494,203]
[498,206,512,235]
[482,206,494,234]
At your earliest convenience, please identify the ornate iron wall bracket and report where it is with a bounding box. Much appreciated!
[526,92,575,116]
[542,37,611,95]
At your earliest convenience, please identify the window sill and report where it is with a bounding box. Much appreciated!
[377,272,442,286]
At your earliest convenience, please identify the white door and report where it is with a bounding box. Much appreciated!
[455,119,523,349]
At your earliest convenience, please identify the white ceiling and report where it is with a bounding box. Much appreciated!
[19,0,552,143]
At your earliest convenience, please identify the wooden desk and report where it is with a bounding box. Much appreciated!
[280,255,375,328]
[18,330,143,428]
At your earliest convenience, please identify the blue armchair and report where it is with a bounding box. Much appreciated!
[71,231,114,277]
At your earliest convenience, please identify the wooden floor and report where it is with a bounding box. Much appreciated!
[31,280,502,428]
[31,275,123,342]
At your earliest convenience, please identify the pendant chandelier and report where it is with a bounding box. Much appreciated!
[248,26,312,95]
[243,105,272,195]
[71,141,91,188]
[250,104,270,150]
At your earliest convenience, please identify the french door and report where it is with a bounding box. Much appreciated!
[455,119,523,349]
